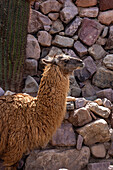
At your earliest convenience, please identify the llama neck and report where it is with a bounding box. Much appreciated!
[37,65,69,114]
[35,65,69,147]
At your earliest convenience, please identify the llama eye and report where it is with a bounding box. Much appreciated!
[64,60,69,66]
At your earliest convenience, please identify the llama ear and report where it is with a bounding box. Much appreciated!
[42,58,54,65]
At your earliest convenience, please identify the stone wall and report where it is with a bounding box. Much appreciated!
[1,0,113,169]
[24,0,113,102]
[23,0,113,169]
[22,0,113,169]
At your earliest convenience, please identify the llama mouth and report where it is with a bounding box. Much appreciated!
[76,63,85,70]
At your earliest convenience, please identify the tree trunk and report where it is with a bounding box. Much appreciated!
[0,0,30,92]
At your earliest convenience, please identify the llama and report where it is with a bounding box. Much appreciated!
[0,54,84,170]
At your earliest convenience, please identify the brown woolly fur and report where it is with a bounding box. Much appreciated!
[0,54,84,169]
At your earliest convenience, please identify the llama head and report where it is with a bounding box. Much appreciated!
[42,54,84,74]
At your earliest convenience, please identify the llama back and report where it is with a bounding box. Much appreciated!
[0,94,37,164]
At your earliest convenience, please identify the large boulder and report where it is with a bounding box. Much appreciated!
[49,19,64,34]
[28,10,52,33]
[26,35,40,60]
[25,147,90,170]
[96,88,113,102]
[92,67,113,88]
[40,0,62,14]
[99,0,113,11]
[98,10,113,25]
[60,0,78,24]
[82,81,96,97]
[48,13,59,21]
[76,0,97,7]
[69,107,92,127]
[37,31,52,47]
[78,7,99,18]
[78,18,103,46]
[88,44,106,60]
[87,102,111,118]
[65,17,82,36]
[83,56,97,75]
[90,144,106,158]
[52,35,74,48]
[22,76,39,94]
[74,41,88,57]
[76,119,111,145]
[75,98,87,109]
[25,59,37,76]
[102,98,112,109]
[51,123,76,146]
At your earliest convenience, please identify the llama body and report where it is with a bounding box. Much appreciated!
[0,54,84,169]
